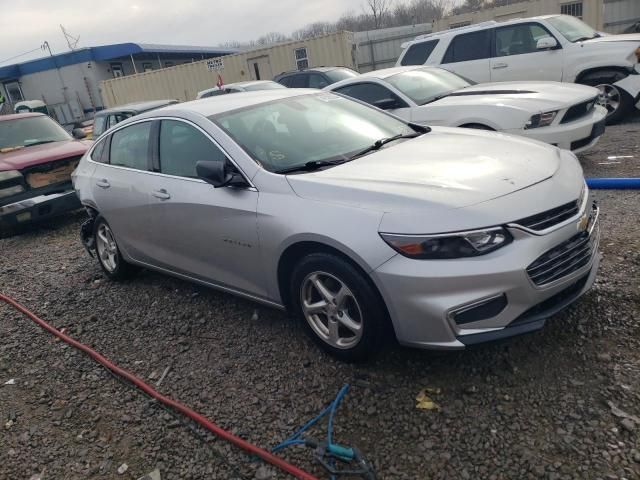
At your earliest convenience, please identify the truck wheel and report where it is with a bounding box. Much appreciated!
[579,70,634,124]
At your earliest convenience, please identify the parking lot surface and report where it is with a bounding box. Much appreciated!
[1,116,639,480]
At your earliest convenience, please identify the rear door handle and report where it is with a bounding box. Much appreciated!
[152,189,171,200]
[492,63,508,69]
[96,179,110,189]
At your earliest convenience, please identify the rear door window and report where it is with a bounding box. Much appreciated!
[288,74,309,88]
[90,137,109,163]
[109,122,152,171]
[443,30,492,63]
[400,40,439,66]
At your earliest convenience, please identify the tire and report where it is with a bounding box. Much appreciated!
[578,70,634,125]
[93,215,137,281]
[290,252,388,362]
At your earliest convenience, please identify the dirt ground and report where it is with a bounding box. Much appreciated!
[1,114,639,480]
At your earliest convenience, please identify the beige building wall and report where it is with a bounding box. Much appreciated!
[100,31,356,108]
[434,0,604,31]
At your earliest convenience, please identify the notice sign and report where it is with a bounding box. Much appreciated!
[206,58,224,71]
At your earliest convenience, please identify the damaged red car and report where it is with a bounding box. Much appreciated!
[0,113,90,237]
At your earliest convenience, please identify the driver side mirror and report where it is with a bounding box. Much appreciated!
[196,160,248,188]
[72,128,87,140]
[536,36,558,50]
[372,98,403,110]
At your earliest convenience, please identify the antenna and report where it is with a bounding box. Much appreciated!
[60,24,80,50]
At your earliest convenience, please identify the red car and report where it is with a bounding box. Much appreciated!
[0,113,90,236]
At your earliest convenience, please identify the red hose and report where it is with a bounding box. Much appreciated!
[0,292,319,480]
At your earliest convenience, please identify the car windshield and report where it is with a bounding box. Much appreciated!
[212,93,415,173]
[244,82,286,91]
[0,116,70,150]
[325,68,359,83]
[548,15,598,42]
[386,68,471,105]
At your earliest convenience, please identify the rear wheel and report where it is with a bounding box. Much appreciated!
[578,70,634,124]
[94,215,137,280]
[290,253,387,362]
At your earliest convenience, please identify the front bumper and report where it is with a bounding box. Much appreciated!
[614,67,640,108]
[0,189,81,234]
[373,201,600,350]
[512,105,607,153]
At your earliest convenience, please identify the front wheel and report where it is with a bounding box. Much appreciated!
[578,71,634,124]
[94,215,137,280]
[290,253,388,362]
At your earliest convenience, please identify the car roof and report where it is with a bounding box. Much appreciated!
[138,89,320,118]
[198,80,278,94]
[96,99,178,116]
[276,66,352,77]
[353,66,429,80]
[0,112,44,122]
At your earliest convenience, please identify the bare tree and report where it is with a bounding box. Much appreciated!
[365,0,392,29]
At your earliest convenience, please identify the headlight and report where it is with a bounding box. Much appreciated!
[525,111,558,129]
[0,170,22,182]
[380,227,512,259]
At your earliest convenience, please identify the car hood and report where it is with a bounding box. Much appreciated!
[286,127,561,213]
[583,33,640,44]
[431,81,597,110]
[0,140,90,171]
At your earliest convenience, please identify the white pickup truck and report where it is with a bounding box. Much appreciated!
[396,15,640,124]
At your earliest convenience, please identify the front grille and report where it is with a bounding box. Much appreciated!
[513,200,580,232]
[22,155,82,190]
[561,96,597,124]
[526,228,598,286]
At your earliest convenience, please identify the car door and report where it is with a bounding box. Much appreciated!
[440,29,492,83]
[333,82,412,121]
[144,118,264,296]
[490,22,563,82]
[90,120,156,263]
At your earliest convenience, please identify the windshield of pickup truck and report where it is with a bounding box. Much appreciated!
[0,115,71,150]
[548,15,598,42]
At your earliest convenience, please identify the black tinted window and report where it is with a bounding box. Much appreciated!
[495,23,553,57]
[288,74,309,88]
[109,122,151,170]
[309,73,329,89]
[401,40,439,66]
[90,137,108,163]
[159,120,226,178]
[443,30,491,63]
[335,83,406,109]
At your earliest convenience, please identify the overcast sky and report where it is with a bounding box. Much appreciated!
[0,0,376,65]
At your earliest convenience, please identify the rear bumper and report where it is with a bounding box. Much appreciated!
[0,190,80,233]
[512,105,607,152]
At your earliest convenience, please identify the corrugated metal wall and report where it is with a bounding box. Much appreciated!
[100,31,356,108]
[355,23,433,72]
[433,0,604,31]
[604,0,640,33]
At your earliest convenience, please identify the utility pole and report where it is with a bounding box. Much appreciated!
[42,41,69,103]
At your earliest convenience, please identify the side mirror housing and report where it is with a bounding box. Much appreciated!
[372,98,402,110]
[196,160,248,188]
[72,128,87,139]
[536,36,558,50]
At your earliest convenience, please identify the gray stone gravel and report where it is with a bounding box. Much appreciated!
[1,117,639,480]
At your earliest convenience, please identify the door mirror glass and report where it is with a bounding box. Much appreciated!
[196,160,247,188]
[536,36,558,50]
[373,98,402,110]
[72,128,87,139]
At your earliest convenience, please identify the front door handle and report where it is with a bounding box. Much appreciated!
[96,179,110,189]
[492,63,508,69]
[152,189,171,200]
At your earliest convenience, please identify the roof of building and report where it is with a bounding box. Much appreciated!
[0,43,237,80]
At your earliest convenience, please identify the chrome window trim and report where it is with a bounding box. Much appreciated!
[86,116,257,190]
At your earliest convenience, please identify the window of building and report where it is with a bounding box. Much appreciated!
[3,81,24,103]
[159,120,226,178]
[109,122,151,170]
[561,1,583,19]
[294,47,309,70]
[400,40,440,66]
[142,63,153,72]
[110,63,124,78]
[442,29,492,63]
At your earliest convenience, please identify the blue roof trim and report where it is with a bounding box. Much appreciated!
[0,43,237,80]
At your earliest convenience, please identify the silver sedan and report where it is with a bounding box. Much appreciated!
[72,89,599,361]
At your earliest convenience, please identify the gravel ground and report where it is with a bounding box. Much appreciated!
[1,117,639,480]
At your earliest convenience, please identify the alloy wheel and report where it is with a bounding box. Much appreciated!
[96,223,118,273]
[596,84,621,116]
[300,271,364,349]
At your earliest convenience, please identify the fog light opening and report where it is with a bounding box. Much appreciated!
[452,294,508,325]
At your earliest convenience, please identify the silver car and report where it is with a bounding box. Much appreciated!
[72,89,600,361]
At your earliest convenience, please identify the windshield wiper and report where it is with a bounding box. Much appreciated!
[573,35,598,42]
[24,140,57,147]
[348,131,426,161]
[276,159,348,174]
